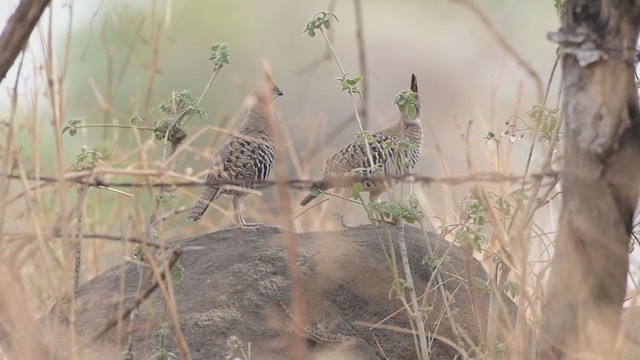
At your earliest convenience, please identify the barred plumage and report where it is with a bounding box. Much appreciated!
[300,74,423,227]
[187,75,282,227]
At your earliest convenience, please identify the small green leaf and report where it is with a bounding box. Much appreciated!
[209,42,230,68]
[398,278,414,290]
[351,182,364,200]
[304,11,338,37]
[513,191,529,202]
[133,244,145,261]
[63,117,84,136]
[157,322,170,337]
[129,114,144,126]
[172,262,185,283]
[407,105,417,121]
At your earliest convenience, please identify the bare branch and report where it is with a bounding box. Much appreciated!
[353,0,369,129]
[0,0,51,84]
[451,0,544,102]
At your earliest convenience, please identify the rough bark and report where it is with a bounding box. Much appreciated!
[538,0,640,358]
[0,0,51,84]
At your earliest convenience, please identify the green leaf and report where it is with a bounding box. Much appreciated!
[513,191,529,202]
[351,182,364,200]
[172,262,185,283]
[63,117,84,136]
[394,90,420,120]
[548,116,557,132]
[398,278,414,290]
[157,322,170,337]
[484,131,499,144]
[209,42,230,67]
[407,105,417,121]
[133,245,145,261]
[129,114,144,126]
[304,11,338,37]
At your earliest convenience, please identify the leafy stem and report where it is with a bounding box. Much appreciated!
[75,123,155,131]
[319,27,346,75]
[318,27,367,132]
[196,66,221,108]
[305,11,364,128]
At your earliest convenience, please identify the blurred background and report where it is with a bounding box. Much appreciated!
[0,0,592,284]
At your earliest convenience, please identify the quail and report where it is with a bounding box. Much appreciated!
[300,74,422,228]
[187,73,283,227]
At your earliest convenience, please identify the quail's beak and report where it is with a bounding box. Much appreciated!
[275,87,284,97]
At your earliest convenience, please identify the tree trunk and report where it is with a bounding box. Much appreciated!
[538,1,640,359]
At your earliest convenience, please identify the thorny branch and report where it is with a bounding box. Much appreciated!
[0,170,559,191]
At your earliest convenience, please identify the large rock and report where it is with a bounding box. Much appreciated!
[71,225,513,359]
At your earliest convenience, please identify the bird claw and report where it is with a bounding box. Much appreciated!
[231,222,263,231]
[337,213,355,230]
[243,222,263,229]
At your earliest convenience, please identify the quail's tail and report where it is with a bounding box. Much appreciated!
[187,187,221,221]
[300,180,329,206]
[410,73,418,93]
[300,194,317,207]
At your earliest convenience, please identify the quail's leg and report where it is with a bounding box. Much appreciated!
[369,191,381,203]
[337,189,355,229]
[232,194,262,228]
[368,190,384,224]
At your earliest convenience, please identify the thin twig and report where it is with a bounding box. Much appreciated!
[353,321,471,359]
[451,0,544,102]
[418,219,465,352]
[295,0,337,74]
[396,223,430,360]
[353,0,369,129]
[89,246,182,342]
[304,113,356,160]
[5,230,163,249]
[267,66,308,359]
